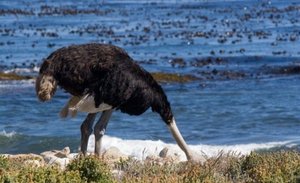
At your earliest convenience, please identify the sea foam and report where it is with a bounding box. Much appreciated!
[4,67,39,74]
[0,130,17,138]
[86,135,294,161]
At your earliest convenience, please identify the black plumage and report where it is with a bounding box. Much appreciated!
[37,43,172,123]
[36,43,197,161]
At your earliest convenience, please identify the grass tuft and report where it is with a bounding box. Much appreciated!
[0,151,300,182]
[67,155,114,183]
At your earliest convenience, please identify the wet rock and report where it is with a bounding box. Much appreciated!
[151,72,198,83]
[169,58,186,68]
[38,5,110,16]
[136,59,157,65]
[264,65,300,75]
[159,147,168,158]
[47,43,56,48]
[198,70,247,80]
[190,57,226,67]
[219,70,246,79]
[217,36,227,44]
[193,31,207,38]
[0,9,34,16]
[272,50,287,55]
[0,72,33,80]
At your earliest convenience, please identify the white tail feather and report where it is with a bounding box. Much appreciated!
[60,95,112,118]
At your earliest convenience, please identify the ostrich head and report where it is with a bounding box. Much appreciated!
[36,75,57,102]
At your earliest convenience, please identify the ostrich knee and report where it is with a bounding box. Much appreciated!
[94,110,113,156]
[94,126,106,156]
[80,113,96,155]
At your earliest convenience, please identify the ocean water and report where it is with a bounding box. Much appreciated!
[0,0,300,160]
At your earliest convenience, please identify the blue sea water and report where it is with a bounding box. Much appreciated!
[0,0,300,159]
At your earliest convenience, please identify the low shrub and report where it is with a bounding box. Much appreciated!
[1,151,300,183]
[67,155,114,183]
[242,151,300,183]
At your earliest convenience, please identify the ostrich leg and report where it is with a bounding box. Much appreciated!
[167,117,195,161]
[80,113,97,155]
[94,109,113,156]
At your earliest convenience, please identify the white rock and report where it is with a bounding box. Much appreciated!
[111,169,124,180]
[103,146,128,161]
[54,147,70,158]
[42,154,70,169]
[159,147,169,158]
[40,147,74,169]
[24,159,43,167]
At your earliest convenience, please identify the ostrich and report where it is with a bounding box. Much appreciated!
[36,43,197,161]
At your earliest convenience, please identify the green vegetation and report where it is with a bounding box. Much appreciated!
[1,151,300,183]
[67,156,113,183]
[0,71,198,83]
[0,72,33,80]
[0,155,113,183]
[151,72,198,83]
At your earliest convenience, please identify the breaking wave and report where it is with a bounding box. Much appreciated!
[0,130,17,138]
[86,135,296,161]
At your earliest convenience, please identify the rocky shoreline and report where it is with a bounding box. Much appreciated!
[1,146,185,171]
[2,148,300,182]
[0,71,198,83]
[1,61,300,83]
[0,72,34,80]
